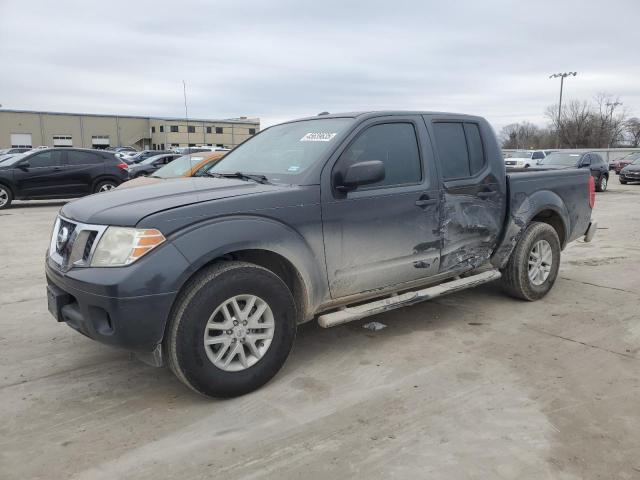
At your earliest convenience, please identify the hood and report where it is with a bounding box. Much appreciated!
[529,164,574,170]
[622,164,640,173]
[61,176,285,226]
[117,175,165,189]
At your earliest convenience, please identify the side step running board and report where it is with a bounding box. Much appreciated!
[317,270,501,328]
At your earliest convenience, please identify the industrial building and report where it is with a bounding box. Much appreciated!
[0,109,260,150]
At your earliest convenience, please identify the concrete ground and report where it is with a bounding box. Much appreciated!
[1,183,639,480]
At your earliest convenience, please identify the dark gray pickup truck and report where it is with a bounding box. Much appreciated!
[45,111,597,397]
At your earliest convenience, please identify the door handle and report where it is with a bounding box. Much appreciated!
[415,195,437,208]
[477,191,498,199]
[53,167,62,171]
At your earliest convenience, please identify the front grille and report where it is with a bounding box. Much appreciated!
[49,216,107,270]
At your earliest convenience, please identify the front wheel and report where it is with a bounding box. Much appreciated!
[596,174,608,192]
[501,222,561,301]
[0,184,13,210]
[619,177,627,185]
[165,261,297,398]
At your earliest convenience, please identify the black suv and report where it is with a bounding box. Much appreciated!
[0,148,129,209]
[537,151,609,192]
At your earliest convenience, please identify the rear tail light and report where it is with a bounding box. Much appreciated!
[588,175,595,209]
[117,162,129,171]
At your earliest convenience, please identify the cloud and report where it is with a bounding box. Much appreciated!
[1,0,638,129]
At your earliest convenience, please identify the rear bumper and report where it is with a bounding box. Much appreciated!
[584,221,597,243]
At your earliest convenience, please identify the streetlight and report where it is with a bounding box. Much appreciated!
[606,101,623,148]
[549,72,577,148]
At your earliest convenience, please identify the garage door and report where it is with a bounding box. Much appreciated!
[10,133,32,148]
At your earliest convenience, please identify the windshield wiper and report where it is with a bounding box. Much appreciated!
[204,171,270,184]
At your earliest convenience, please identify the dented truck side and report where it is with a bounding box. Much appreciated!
[45,111,595,397]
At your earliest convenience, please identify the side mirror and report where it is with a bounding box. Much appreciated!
[17,161,30,170]
[335,160,385,192]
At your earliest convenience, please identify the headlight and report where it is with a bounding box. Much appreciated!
[90,227,165,267]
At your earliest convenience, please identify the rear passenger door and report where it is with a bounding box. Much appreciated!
[64,150,106,194]
[322,116,442,298]
[426,117,506,273]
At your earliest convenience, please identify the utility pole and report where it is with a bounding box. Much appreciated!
[549,72,577,148]
[606,101,623,148]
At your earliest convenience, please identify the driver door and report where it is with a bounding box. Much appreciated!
[321,116,441,299]
[14,150,65,197]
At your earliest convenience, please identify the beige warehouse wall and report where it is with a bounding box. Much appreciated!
[40,114,83,147]
[79,116,119,147]
[0,111,259,149]
[0,112,43,147]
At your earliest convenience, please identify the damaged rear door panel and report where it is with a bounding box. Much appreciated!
[424,115,507,273]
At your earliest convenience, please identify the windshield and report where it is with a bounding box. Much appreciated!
[632,158,640,165]
[206,118,354,182]
[538,152,581,166]
[510,151,533,158]
[153,154,205,178]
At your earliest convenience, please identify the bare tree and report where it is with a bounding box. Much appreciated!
[624,117,640,147]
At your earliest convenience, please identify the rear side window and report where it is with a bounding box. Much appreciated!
[27,150,63,168]
[433,122,486,179]
[337,122,422,188]
[67,151,103,165]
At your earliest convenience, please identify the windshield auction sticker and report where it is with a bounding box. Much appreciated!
[300,133,337,142]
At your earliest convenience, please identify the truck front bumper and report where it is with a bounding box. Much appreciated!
[584,221,597,243]
[44,247,187,353]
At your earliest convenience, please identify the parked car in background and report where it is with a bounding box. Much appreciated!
[0,147,31,155]
[619,157,640,184]
[173,146,230,155]
[127,150,174,164]
[46,111,595,398]
[536,151,609,191]
[504,150,549,168]
[108,146,137,153]
[613,152,640,174]
[127,154,181,178]
[118,151,227,189]
[0,148,129,209]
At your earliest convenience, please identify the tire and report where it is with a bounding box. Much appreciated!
[501,222,561,301]
[596,174,608,192]
[0,184,13,210]
[165,261,298,398]
[619,177,627,185]
[94,180,118,193]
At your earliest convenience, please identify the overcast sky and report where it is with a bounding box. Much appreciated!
[1,0,638,131]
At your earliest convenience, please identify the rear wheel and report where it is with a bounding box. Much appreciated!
[619,177,627,185]
[0,184,13,209]
[501,222,561,301]
[165,261,297,398]
[596,174,608,192]
[94,180,118,193]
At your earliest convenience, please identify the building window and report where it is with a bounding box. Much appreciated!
[53,135,73,147]
[206,126,212,133]
[160,125,164,133]
[161,143,165,150]
[153,143,157,150]
[189,143,196,147]
[216,144,224,148]
[188,126,196,133]
[249,128,256,135]
[215,127,223,134]
[170,125,179,133]
[151,126,156,133]
[171,143,179,147]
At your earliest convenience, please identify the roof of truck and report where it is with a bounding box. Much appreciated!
[289,111,483,122]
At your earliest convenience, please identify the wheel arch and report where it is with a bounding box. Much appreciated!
[491,189,570,269]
